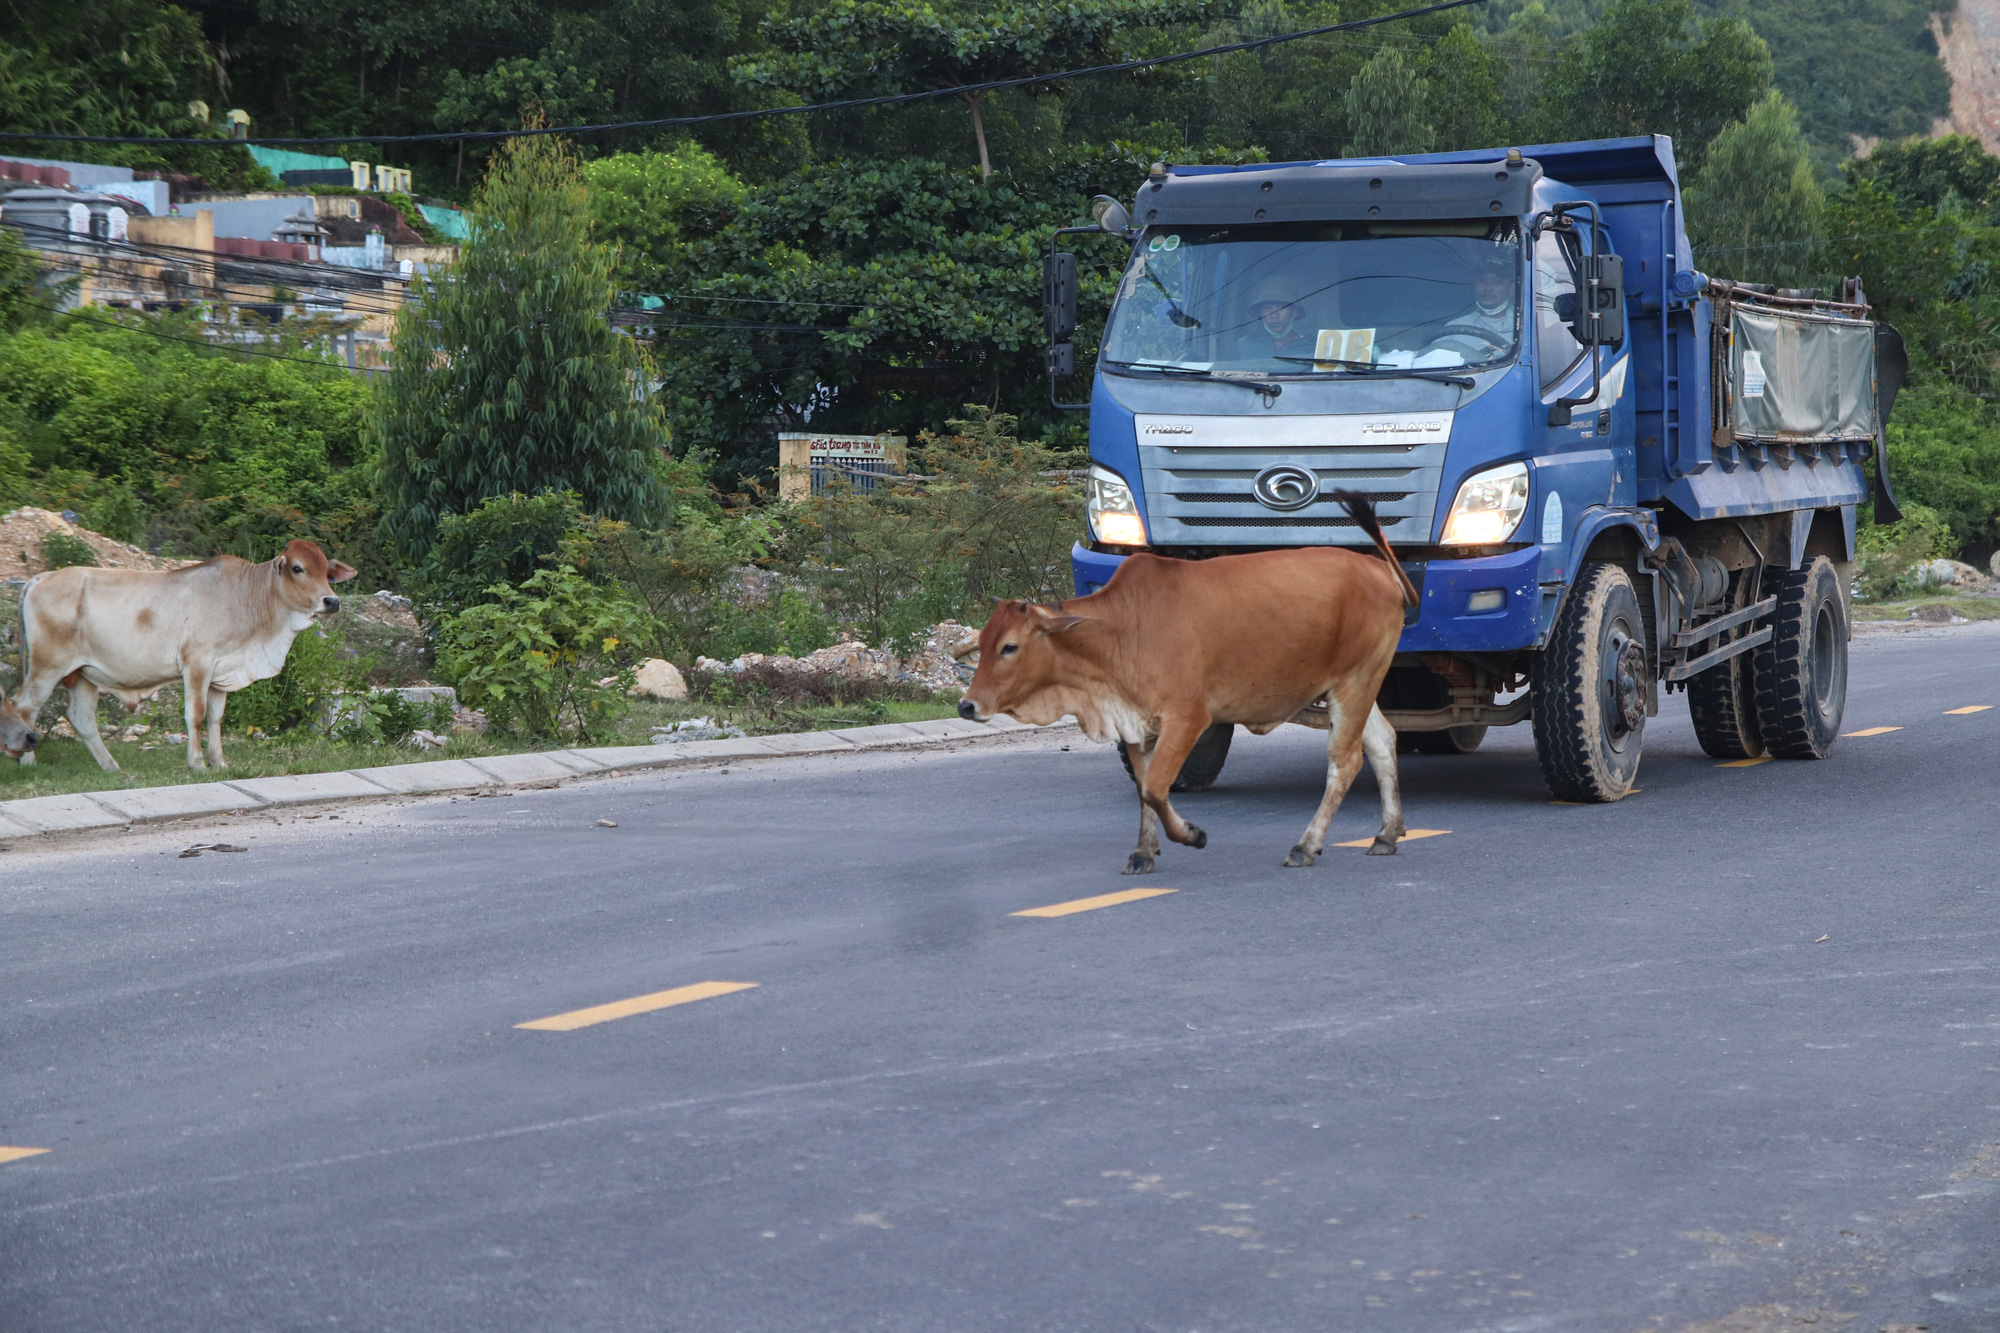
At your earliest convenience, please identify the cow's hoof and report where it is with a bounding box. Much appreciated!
[1284,844,1317,868]
[1122,853,1156,875]
[1367,837,1398,856]
[1186,824,1207,850]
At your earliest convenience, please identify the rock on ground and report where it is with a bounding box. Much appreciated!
[1914,558,1990,593]
[692,622,978,698]
[630,659,688,701]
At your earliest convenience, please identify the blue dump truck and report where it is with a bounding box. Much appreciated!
[1041,135,1906,801]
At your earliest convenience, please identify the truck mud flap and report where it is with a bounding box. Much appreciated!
[1874,325,1907,524]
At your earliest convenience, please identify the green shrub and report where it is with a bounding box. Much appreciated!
[332,690,454,746]
[227,624,357,734]
[434,565,650,742]
[787,407,1083,653]
[1855,501,1957,600]
[0,310,372,558]
[39,531,98,570]
[417,490,585,612]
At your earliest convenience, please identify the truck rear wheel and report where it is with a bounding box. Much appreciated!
[1686,568,1766,760]
[1752,556,1847,759]
[1117,722,1234,792]
[1531,562,1647,802]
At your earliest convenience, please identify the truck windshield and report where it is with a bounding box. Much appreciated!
[1102,219,1522,378]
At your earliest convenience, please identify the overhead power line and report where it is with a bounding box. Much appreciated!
[0,0,1488,148]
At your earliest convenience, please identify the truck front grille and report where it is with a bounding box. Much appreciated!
[1141,444,1446,547]
[1179,515,1362,528]
[1169,491,1413,504]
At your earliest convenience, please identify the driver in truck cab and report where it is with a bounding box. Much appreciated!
[1423,252,1517,361]
[1238,275,1313,362]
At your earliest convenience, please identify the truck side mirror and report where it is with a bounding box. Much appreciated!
[1044,250,1078,381]
[1043,251,1077,343]
[1090,196,1130,234]
[1579,252,1624,348]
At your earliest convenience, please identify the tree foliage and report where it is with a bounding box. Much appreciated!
[0,0,277,186]
[1342,45,1433,158]
[733,0,1212,181]
[1686,91,1823,286]
[1848,134,2000,214]
[0,310,373,556]
[1537,0,1771,175]
[375,132,667,561]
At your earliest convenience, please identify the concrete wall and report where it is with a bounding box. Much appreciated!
[192,197,317,241]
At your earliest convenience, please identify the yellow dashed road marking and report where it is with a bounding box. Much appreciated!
[1843,726,1902,738]
[0,1147,49,1164]
[1946,706,1993,715]
[1334,828,1451,848]
[1013,888,1177,918]
[1719,755,1773,768]
[516,981,757,1031]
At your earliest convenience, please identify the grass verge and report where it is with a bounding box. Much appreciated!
[1852,594,2000,622]
[0,695,963,801]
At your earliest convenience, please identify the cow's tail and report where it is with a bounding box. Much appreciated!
[1328,489,1418,607]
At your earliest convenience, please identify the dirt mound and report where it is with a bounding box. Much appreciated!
[0,508,189,579]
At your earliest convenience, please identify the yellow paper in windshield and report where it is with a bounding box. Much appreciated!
[1314,327,1376,371]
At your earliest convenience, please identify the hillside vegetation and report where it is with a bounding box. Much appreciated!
[0,0,1996,741]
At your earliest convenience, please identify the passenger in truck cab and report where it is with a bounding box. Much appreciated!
[1237,275,1314,362]
[1421,252,1518,363]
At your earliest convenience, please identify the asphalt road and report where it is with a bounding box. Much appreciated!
[3,621,1998,1333]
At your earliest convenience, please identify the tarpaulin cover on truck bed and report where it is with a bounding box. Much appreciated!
[1728,306,1877,443]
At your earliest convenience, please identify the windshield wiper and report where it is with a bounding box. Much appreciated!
[1266,355,1477,389]
[1139,269,1201,328]
[1104,359,1281,396]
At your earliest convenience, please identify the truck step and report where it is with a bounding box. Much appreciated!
[1665,626,1773,683]
[1671,596,1777,648]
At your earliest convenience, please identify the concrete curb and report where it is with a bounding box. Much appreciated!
[0,714,1072,841]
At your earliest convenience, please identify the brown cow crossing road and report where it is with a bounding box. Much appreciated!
[961,492,1415,876]
[1,622,1998,1332]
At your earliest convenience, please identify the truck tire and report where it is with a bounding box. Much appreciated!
[1531,562,1647,802]
[1686,568,1766,760]
[1117,722,1234,792]
[1751,556,1847,759]
[1410,725,1487,754]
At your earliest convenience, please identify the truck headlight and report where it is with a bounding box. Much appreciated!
[1439,461,1530,545]
[1087,464,1147,546]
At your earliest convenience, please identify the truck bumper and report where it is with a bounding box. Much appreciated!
[1070,542,1547,653]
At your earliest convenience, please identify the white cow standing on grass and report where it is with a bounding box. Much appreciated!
[13,539,356,772]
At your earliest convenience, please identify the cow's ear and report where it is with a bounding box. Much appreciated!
[327,560,358,584]
[1043,615,1088,634]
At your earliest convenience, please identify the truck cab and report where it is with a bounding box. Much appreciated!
[1049,136,1898,800]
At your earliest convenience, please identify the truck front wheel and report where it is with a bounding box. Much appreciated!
[1117,722,1234,792]
[1531,562,1647,802]
[1752,556,1847,759]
